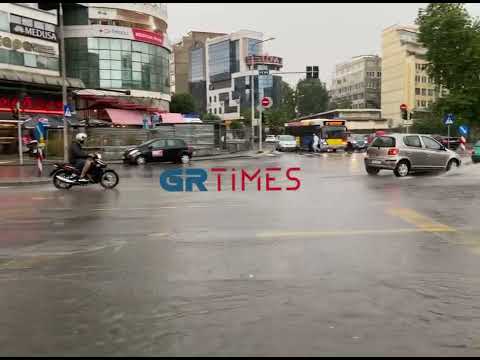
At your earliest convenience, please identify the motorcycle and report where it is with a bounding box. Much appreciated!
[50,153,119,190]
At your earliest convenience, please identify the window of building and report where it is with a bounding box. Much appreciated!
[422,76,427,83]
[24,53,36,67]
[415,88,420,95]
[208,40,230,82]
[10,14,21,24]
[214,108,217,114]
[247,38,262,56]
[415,75,420,83]
[0,11,8,32]
[209,96,212,103]
[421,88,426,96]
[428,89,433,96]
[416,100,421,107]
[214,95,217,102]
[377,72,381,77]
[190,47,205,82]
[219,107,222,114]
[421,100,426,107]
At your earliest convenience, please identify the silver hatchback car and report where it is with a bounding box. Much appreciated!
[364,133,461,177]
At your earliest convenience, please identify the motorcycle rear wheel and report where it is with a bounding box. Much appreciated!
[100,170,119,189]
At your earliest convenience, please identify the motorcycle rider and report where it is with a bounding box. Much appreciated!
[69,133,92,183]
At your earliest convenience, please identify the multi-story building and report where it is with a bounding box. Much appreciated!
[62,3,172,124]
[0,3,84,156]
[329,55,381,109]
[381,24,445,127]
[204,30,283,122]
[172,31,226,113]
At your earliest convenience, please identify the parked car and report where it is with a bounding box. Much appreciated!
[276,135,297,151]
[432,134,461,150]
[265,135,277,143]
[364,133,461,177]
[472,140,480,163]
[123,138,193,165]
[346,134,368,152]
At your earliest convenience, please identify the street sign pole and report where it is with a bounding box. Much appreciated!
[259,105,263,152]
[447,124,450,149]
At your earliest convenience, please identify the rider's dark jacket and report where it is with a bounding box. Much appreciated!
[69,141,88,165]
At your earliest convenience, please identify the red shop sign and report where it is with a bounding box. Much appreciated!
[132,28,164,46]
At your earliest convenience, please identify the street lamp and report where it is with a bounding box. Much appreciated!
[249,37,275,151]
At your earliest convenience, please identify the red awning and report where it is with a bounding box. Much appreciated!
[160,113,184,123]
[105,108,144,125]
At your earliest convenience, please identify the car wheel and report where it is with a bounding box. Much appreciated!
[366,166,380,175]
[446,159,459,171]
[394,161,410,177]
[135,156,146,165]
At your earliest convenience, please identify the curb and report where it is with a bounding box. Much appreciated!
[0,178,50,186]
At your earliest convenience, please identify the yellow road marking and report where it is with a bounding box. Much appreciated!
[387,208,455,232]
[256,227,456,239]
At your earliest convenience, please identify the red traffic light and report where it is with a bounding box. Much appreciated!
[400,104,408,111]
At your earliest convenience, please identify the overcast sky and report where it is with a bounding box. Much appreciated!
[168,3,480,88]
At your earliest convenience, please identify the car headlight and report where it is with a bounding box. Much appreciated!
[96,153,102,159]
[129,149,140,156]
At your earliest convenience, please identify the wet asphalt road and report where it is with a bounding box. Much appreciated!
[2,151,480,356]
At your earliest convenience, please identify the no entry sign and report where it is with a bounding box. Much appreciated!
[261,96,272,109]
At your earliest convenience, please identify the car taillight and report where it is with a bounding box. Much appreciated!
[388,148,399,156]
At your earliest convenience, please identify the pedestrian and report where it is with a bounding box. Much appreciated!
[312,133,320,153]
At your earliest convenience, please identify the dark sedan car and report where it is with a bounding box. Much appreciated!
[346,134,368,152]
[123,138,193,165]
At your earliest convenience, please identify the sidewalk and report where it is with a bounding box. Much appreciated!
[0,165,51,186]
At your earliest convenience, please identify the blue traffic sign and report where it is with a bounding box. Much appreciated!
[444,113,455,125]
[458,124,469,136]
[63,104,72,117]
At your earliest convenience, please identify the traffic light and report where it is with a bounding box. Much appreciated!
[312,66,319,79]
[401,108,408,120]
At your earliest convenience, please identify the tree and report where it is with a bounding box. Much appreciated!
[201,112,221,122]
[170,93,196,114]
[295,78,329,116]
[416,3,480,130]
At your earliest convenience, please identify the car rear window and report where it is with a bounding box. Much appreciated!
[371,136,396,147]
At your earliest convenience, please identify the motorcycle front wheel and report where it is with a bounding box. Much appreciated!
[100,170,119,189]
[53,170,73,190]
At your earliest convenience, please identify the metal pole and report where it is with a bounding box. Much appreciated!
[447,124,450,149]
[250,62,255,150]
[259,105,263,152]
[17,120,23,165]
[59,3,68,162]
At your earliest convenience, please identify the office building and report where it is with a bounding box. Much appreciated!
[329,55,381,109]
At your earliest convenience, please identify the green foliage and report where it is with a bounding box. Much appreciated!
[263,81,297,134]
[170,93,196,114]
[201,112,221,122]
[416,3,480,126]
[229,121,243,129]
[295,78,329,116]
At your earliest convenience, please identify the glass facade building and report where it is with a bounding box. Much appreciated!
[65,37,170,93]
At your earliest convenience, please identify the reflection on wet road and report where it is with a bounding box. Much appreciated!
[1,152,480,355]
